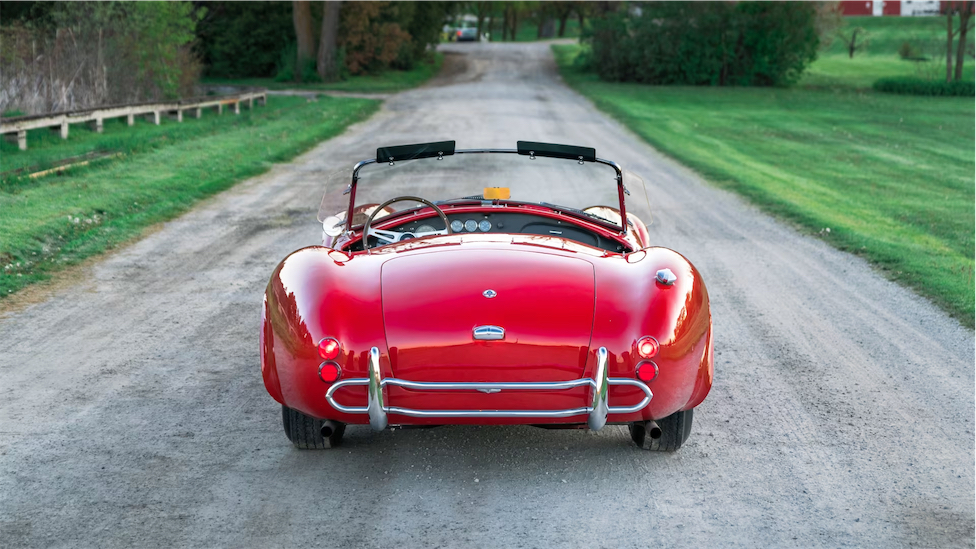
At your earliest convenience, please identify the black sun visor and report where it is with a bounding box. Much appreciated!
[376,140,456,163]
[516,141,596,162]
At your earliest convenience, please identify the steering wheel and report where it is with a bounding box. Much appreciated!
[362,196,453,250]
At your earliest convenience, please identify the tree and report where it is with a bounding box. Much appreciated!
[292,0,315,82]
[1,1,202,113]
[475,1,492,41]
[953,1,975,81]
[838,26,868,58]
[195,2,294,79]
[583,1,820,87]
[536,3,556,39]
[551,2,574,37]
[317,1,341,81]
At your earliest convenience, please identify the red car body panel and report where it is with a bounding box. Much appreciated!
[262,226,712,426]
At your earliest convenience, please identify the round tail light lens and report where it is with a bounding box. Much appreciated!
[636,361,658,382]
[319,361,341,383]
[637,336,659,358]
[318,338,340,360]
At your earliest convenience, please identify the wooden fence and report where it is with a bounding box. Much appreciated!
[0,89,267,151]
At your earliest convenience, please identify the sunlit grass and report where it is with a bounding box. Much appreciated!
[0,95,380,297]
[554,43,974,327]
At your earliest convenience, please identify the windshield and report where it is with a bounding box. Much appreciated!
[318,150,649,231]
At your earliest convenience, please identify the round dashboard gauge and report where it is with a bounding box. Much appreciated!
[464,219,478,232]
[450,220,464,232]
[479,220,491,232]
[416,225,435,234]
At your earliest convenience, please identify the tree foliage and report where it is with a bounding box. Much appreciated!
[196,1,452,80]
[1,1,202,114]
[339,2,412,75]
[196,2,294,79]
[582,1,821,87]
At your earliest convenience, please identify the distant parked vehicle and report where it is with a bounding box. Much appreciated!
[454,22,478,42]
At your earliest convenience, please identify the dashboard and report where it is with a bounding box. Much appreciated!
[350,211,630,253]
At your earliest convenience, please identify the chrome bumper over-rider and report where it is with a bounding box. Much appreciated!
[324,346,653,431]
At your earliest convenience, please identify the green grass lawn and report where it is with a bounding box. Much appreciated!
[554,43,975,327]
[801,16,975,88]
[203,53,442,94]
[0,95,380,297]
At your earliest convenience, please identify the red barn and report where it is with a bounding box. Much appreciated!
[841,1,944,15]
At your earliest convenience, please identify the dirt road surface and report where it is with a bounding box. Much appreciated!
[2,42,973,549]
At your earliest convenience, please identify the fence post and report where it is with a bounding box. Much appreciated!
[145,111,160,125]
[9,130,28,150]
[216,103,223,115]
[127,114,134,126]
[90,118,103,133]
[52,120,69,139]
[248,97,254,109]
[233,101,240,115]
[194,107,202,119]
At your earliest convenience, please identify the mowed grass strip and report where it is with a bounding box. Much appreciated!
[801,16,975,89]
[0,95,380,297]
[553,44,974,327]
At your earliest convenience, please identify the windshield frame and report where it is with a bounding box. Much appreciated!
[343,147,629,233]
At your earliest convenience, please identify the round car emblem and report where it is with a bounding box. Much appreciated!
[483,289,497,298]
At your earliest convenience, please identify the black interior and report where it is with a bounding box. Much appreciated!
[345,211,630,253]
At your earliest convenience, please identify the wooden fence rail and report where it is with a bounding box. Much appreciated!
[0,89,267,151]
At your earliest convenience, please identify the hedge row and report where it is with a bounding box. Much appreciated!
[583,2,820,87]
[873,77,975,97]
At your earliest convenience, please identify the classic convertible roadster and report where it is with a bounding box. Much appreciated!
[261,141,712,451]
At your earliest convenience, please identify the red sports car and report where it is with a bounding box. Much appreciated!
[261,141,713,451]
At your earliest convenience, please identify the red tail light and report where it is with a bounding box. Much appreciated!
[318,337,340,360]
[319,361,341,383]
[457,30,462,36]
[636,361,658,382]
[637,336,659,358]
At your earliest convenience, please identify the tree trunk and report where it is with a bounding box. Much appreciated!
[955,1,974,80]
[317,1,341,81]
[293,0,315,83]
[476,1,489,41]
[488,13,494,41]
[511,9,519,41]
[558,14,569,37]
[848,28,857,58]
[947,4,955,82]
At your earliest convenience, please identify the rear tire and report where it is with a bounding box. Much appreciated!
[629,408,694,452]
[281,405,345,449]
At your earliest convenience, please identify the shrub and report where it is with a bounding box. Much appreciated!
[873,77,975,96]
[273,43,323,83]
[583,1,820,87]
[897,41,927,61]
[196,1,294,79]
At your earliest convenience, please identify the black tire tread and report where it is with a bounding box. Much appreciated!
[281,405,345,449]
[629,408,694,452]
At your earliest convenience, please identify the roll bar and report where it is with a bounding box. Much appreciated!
[345,141,627,233]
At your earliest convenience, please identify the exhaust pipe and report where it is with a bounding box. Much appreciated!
[645,420,662,440]
[321,420,339,438]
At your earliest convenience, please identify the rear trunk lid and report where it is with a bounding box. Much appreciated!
[381,249,594,382]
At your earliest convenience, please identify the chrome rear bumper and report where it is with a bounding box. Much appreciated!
[324,346,652,431]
